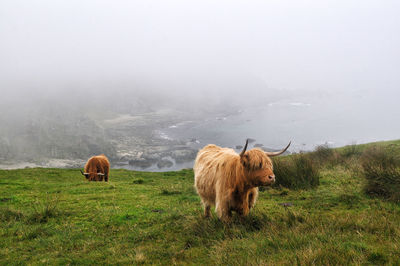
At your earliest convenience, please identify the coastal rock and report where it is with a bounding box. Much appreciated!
[186,138,200,145]
[171,149,197,163]
[157,159,173,168]
[128,158,156,169]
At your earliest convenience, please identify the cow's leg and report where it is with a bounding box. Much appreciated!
[248,188,259,210]
[200,199,211,217]
[216,200,231,222]
[204,204,211,218]
[104,166,109,182]
[215,189,232,222]
[248,192,254,209]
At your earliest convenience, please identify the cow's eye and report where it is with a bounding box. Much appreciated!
[259,162,262,168]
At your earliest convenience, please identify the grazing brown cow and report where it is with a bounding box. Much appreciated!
[80,154,110,182]
[194,139,290,222]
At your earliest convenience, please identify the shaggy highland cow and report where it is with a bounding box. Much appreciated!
[194,139,290,222]
[80,154,110,182]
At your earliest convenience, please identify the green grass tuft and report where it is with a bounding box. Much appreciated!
[27,198,61,224]
[160,189,182,195]
[0,207,24,222]
[273,153,320,189]
[361,146,400,202]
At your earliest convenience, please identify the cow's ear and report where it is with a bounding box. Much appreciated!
[240,154,248,159]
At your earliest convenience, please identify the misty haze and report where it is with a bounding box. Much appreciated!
[2,1,400,265]
[0,0,399,171]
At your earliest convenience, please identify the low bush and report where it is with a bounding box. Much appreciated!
[308,144,364,169]
[312,145,336,162]
[361,146,400,202]
[273,153,320,189]
[341,143,362,158]
[309,144,344,167]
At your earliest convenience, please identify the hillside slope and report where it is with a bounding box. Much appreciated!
[1,140,400,264]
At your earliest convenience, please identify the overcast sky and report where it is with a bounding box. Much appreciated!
[0,0,399,97]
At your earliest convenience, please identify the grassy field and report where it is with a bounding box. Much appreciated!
[1,141,400,265]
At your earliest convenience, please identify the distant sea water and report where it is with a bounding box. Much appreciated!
[160,91,400,156]
[4,91,396,172]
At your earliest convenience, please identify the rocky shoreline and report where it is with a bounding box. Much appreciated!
[0,108,293,171]
[0,140,291,171]
[0,109,203,171]
[0,146,198,171]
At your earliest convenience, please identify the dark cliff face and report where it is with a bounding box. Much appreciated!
[0,96,200,166]
[0,99,117,162]
[0,114,118,162]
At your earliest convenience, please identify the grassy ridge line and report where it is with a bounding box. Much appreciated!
[0,140,400,264]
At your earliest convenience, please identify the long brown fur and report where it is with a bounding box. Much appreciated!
[194,144,276,222]
[83,154,110,182]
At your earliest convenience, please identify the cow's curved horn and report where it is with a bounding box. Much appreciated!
[265,141,291,157]
[80,170,88,176]
[97,173,105,176]
[239,139,249,157]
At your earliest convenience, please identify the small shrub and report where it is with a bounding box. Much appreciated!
[133,179,144,184]
[361,146,400,202]
[28,198,60,223]
[341,143,361,158]
[309,145,341,167]
[160,189,182,196]
[313,144,335,161]
[273,153,320,189]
